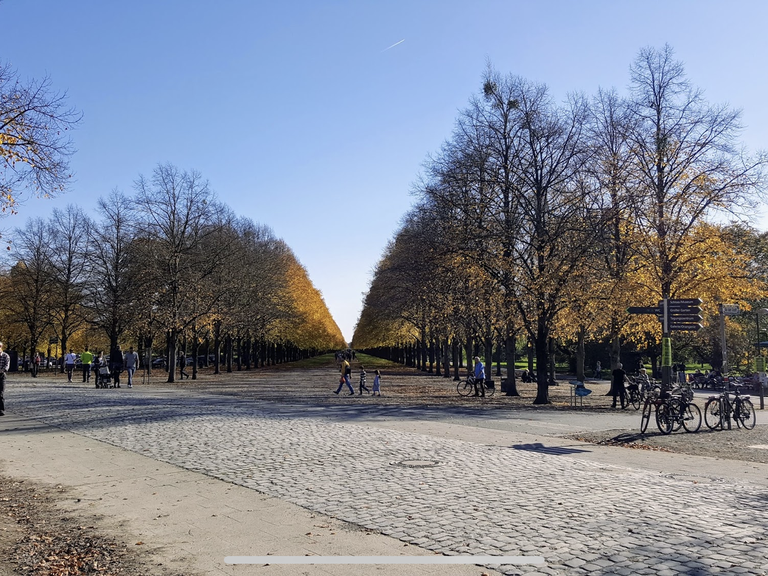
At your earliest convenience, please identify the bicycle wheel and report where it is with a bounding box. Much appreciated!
[629,389,641,410]
[736,398,756,430]
[457,379,474,397]
[656,403,674,435]
[640,400,652,434]
[668,398,683,432]
[681,402,702,433]
[704,398,722,430]
[484,382,496,398]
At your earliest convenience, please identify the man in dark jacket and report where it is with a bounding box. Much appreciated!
[612,362,627,409]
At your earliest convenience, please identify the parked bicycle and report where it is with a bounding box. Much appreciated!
[640,386,700,434]
[640,387,662,433]
[704,383,755,430]
[663,392,702,434]
[457,375,495,398]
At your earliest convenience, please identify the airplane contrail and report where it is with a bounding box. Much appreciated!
[381,39,405,52]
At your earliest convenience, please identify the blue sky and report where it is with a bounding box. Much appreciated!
[3,0,768,341]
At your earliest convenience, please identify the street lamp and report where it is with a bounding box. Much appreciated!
[756,308,768,409]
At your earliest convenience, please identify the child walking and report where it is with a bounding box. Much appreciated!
[372,369,382,396]
[359,366,370,395]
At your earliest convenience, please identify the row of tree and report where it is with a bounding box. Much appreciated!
[0,163,346,380]
[352,45,768,403]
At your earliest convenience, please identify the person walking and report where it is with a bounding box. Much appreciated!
[93,352,104,388]
[32,352,41,378]
[372,369,382,396]
[110,346,124,388]
[358,365,370,395]
[334,358,354,395]
[0,342,10,415]
[64,349,77,382]
[124,346,139,388]
[178,349,189,380]
[612,362,627,409]
[473,356,486,397]
[594,360,602,379]
[80,348,93,383]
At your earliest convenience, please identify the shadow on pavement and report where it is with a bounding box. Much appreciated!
[510,442,591,455]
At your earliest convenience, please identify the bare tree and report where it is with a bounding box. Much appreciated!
[0,61,80,214]
[4,218,56,359]
[86,189,138,357]
[134,163,230,382]
[49,205,91,364]
[584,88,641,389]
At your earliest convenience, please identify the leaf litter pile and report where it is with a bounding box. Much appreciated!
[0,476,175,576]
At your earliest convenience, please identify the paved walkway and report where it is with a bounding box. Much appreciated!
[3,380,768,575]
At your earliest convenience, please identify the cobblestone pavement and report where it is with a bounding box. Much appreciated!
[7,382,768,575]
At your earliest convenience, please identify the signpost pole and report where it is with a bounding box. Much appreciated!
[758,308,768,410]
[661,297,672,390]
[719,304,728,377]
[719,304,731,429]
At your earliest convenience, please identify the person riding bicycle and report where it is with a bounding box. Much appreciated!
[636,367,652,395]
[473,356,486,397]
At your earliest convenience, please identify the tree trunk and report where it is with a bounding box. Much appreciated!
[548,337,557,385]
[452,338,460,381]
[192,330,199,380]
[464,340,472,377]
[606,328,622,396]
[428,338,434,373]
[443,337,451,378]
[213,321,221,375]
[576,325,586,382]
[533,323,550,404]
[504,333,519,396]
[527,339,534,373]
[225,334,233,373]
[484,336,493,380]
[166,330,176,383]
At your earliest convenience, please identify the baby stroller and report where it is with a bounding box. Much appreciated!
[96,366,111,388]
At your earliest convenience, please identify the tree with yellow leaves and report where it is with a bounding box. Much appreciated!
[626,45,767,385]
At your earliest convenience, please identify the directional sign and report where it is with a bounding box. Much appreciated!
[665,314,703,323]
[669,323,703,331]
[659,299,702,310]
[655,312,703,319]
[721,303,740,316]
[669,298,703,306]
[627,306,661,315]
[668,305,702,314]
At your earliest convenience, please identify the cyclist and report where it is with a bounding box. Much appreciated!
[636,367,652,395]
[473,356,486,397]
